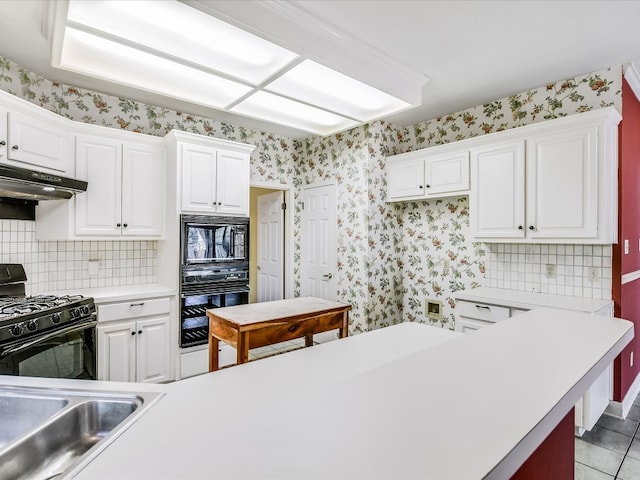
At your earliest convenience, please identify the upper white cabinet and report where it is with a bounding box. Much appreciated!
[165,130,255,216]
[387,149,470,201]
[470,108,620,244]
[36,128,165,240]
[75,134,164,237]
[0,91,73,174]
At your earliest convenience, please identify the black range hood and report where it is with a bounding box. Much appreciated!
[0,163,87,201]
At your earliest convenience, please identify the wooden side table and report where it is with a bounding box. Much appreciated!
[207,297,351,371]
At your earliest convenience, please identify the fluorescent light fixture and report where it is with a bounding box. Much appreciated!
[60,27,252,109]
[52,0,421,136]
[66,0,298,85]
[266,60,412,121]
[231,92,359,136]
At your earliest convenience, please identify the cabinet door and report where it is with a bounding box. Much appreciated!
[6,111,71,173]
[470,141,525,239]
[97,321,136,382]
[425,151,470,196]
[122,142,164,237]
[216,150,250,215]
[135,316,171,383]
[75,135,122,236]
[0,108,7,161]
[526,126,598,239]
[180,143,217,214]
[387,157,425,200]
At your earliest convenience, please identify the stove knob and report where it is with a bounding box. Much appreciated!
[51,313,61,324]
[26,320,38,332]
[10,324,23,336]
[71,308,80,318]
[80,305,90,316]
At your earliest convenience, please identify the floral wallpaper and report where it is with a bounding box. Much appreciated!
[0,55,624,333]
[395,67,622,329]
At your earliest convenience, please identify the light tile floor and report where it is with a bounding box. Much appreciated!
[576,394,640,479]
[247,338,306,361]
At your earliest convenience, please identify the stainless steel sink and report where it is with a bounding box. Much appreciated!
[0,391,68,449]
[0,386,163,480]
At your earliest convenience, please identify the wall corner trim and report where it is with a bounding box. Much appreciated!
[623,62,640,102]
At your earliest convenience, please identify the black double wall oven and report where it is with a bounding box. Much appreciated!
[179,215,249,348]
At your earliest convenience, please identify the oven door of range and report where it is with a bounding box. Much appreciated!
[0,319,97,379]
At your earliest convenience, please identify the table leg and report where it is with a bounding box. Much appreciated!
[305,334,313,347]
[339,310,349,338]
[209,335,220,372]
[237,332,249,364]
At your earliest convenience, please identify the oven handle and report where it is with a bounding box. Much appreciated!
[0,318,98,359]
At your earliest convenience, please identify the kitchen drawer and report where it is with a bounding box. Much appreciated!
[98,297,171,322]
[456,301,510,323]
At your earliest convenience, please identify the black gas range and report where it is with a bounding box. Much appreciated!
[0,264,97,379]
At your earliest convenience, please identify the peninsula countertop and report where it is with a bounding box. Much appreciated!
[2,308,632,479]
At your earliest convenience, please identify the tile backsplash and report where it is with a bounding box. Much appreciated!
[0,220,157,294]
[483,243,612,300]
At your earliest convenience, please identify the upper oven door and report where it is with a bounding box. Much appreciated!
[181,215,249,265]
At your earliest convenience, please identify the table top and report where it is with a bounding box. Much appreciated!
[206,296,351,327]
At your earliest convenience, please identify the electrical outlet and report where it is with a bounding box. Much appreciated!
[587,266,600,282]
[625,239,630,255]
[545,264,556,278]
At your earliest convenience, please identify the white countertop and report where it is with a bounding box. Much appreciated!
[60,309,632,480]
[456,286,613,313]
[42,283,176,304]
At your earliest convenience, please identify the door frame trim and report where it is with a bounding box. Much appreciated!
[251,181,294,299]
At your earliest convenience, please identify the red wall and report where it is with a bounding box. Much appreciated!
[613,78,640,400]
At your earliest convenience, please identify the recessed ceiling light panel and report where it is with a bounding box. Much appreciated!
[231,91,359,136]
[265,60,412,121]
[66,0,299,84]
[60,28,252,109]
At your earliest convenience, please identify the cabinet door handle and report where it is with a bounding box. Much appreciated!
[0,140,5,146]
[138,330,142,335]
[426,184,431,188]
[11,145,18,150]
[131,331,136,336]
[418,185,423,189]
[517,225,523,230]
[116,223,121,227]
[123,223,128,228]
[130,302,145,308]
[529,225,536,231]
[475,305,491,310]
[322,273,333,280]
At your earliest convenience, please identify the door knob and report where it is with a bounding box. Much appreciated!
[257,265,262,270]
[323,273,333,280]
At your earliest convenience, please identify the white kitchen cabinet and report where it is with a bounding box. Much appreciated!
[36,130,165,240]
[469,107,620,244]
[75,134,164,237]
[387,149,470,201]
[0,106,72,174]
[179,343,235,379]
[97,297,172,383]
[470,140,525,238]
[176,133,253,216]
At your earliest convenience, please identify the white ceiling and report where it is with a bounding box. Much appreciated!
[1,0,640,139]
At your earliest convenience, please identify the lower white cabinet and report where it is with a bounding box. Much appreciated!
[180,343,235,379]
[97,297,172,383]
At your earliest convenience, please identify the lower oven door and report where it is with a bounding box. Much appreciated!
[180,284,249,348]
[0,319,97,379]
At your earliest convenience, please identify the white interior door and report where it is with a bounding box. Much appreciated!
[300,184,337,300]
[257,191,284,302]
